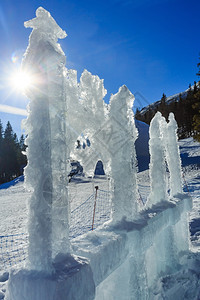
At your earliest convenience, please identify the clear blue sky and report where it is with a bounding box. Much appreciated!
[0,0,199,137]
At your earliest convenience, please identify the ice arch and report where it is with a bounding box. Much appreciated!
[94,160,105,176]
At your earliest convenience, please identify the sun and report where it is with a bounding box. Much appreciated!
[10,70,33,93]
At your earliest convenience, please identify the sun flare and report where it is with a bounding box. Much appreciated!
[10,70,33,93]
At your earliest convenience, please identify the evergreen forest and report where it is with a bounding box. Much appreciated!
[136,60,200,141]
[0,120,27,184]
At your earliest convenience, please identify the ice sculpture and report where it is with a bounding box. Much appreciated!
[109,85,138,221]
[66,74,139,220]
[6,6,192,300]
[147,112,168,206]
[162,113,183,197]
[66,69,111,177]
[22,7,69,271]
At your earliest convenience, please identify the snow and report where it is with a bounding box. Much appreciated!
[0,182,29,236]
[0,176,24,191]
[135,120,150,172]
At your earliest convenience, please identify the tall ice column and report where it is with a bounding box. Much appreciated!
[163,113,183,197]
[147,112,168,206]
[109,85,138,221]
[22,7,69,271]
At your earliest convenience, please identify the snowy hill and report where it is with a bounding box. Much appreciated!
[135,119,150,171]
[140,85,193,115]
[0,176,24,190]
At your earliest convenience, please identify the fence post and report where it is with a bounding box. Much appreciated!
[92,186,99,231]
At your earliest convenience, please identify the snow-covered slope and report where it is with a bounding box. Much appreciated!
[135,119,150,172]
[140,86,193,115]
[0,176,24,191]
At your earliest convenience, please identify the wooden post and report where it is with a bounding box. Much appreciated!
[92,186,98,231]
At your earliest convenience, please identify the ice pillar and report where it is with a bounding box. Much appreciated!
[23,7,69,271]
[109,85,138,221]
[147,112,168,206]
[162,113,183,197]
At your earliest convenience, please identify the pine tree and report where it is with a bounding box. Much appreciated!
[192,86,200,141]
[0,122,28,184]
[0,120,4,182]
[135,108,140,120]
[135,58,200,140]
[17,134,27,169]
[161,93,167,105]
[159,93,168,119]
[3,122,20,181]
[193,81,198,93]
[175,94,185,138]
[197,57,200,76]
[0,120,3,140]
[184,84,193,136]
[192,58,200,141]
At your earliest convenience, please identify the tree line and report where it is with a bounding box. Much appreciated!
[193,58,200,142]
[135,59,200,141]
[0,120,27,184]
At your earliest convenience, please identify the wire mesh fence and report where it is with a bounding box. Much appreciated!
[0,176,193,271]
[0,188,112,270]
[69,188,112,239]
[0,234,28,270]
